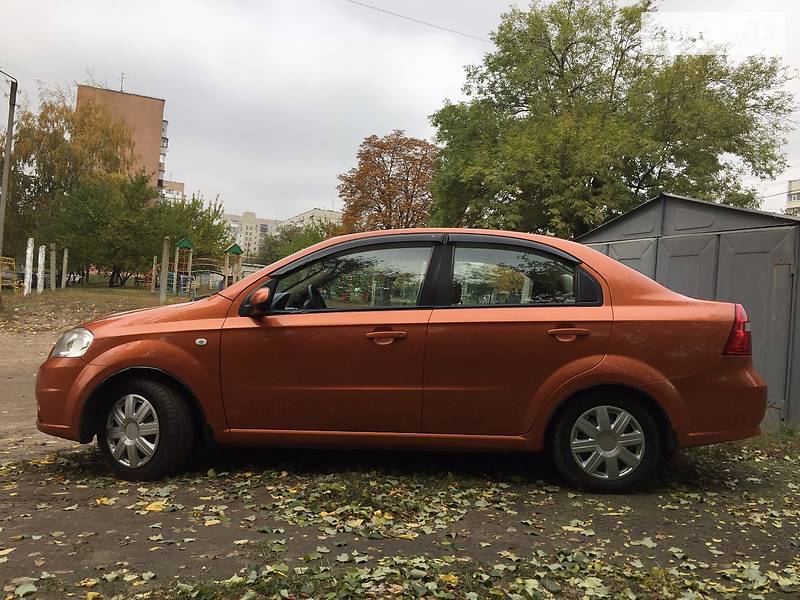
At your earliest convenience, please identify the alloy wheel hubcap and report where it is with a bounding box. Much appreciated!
[570,405,645,480]
[106,394,160,468]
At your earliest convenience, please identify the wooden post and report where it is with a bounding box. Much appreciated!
[61,248,68,288]
[150,256,157,293]
[36,245,45,294]
[160,237,170,304]
[223,252,230,289]
[23,238,33,296]
[49,243,56,290]
[186,248,193,295]
[172,244,180,295]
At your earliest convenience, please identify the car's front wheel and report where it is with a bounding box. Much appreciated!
[97,378,195,480]
[551,392,661,492]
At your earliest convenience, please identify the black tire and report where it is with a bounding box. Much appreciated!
[96,378,196,481]
[551,391,661,493]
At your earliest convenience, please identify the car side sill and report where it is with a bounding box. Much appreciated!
[226,429,532,451]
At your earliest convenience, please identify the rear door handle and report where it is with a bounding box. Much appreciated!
[366,330,407,345]
[547,327,590,342]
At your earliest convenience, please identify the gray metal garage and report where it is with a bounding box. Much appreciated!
[576,192,800,424]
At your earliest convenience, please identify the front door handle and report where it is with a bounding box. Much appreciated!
[547,327,590,342]
[366,330,407,345]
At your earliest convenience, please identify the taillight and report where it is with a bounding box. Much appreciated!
[723,303,751,356]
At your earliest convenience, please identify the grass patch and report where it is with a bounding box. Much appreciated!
[0,285,184,333]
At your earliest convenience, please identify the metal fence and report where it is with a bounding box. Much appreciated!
[577,193,800,423]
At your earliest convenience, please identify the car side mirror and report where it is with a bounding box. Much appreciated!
[248,287,271,318]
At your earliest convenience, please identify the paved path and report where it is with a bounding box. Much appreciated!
[0,332,75,463]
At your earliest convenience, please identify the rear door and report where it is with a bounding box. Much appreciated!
[423,235,613,435]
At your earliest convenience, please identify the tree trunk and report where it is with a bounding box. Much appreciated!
[109,267,120,287]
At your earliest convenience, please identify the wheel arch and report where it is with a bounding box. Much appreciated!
[78,366,208,444]
[542,384,678,458]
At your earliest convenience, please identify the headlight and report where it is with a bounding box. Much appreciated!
[52,328,94,358]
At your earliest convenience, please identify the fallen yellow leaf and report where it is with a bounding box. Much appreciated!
[439,573,459,586]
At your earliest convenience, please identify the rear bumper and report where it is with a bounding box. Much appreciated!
[669,357,767,448]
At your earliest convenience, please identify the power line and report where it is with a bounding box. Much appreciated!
[759,189,791,200]
[745,164,800,189]
[341,0,492,43]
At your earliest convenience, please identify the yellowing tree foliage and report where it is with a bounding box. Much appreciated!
[338,130,438,232]
[1,89,136,254]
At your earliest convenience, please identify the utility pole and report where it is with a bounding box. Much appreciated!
[119,72,126,92]
[0,69,17,309]
[0,69,18,257]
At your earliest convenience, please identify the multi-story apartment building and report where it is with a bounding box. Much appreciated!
[223,208,343,258]
[787,179,800,217]
[161,180,186,203]
[222,212,283,256]
[277,208,343,230]
[76,84,184,197]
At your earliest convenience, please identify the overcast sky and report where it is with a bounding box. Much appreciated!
[1,0,798,218]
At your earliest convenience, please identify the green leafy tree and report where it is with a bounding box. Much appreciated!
[257,220,342,265]
[52,174,160,286]
[155,194,231,260]
[1,86,231,284]
[430,0,795,237]
[52,182,230,286]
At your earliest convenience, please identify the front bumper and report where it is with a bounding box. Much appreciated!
[35,357,91,442]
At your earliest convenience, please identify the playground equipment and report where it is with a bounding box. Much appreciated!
[223,243,243,288]
[191,258,225,292]
[173,238,193,295]
[148,237,195,297]
[147,240,253,299]
[0,256,19,293]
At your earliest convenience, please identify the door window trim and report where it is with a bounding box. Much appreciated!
[240,237,443,316]
[434,240,603,309]
[239,233,603,316]
[269,233,444,277]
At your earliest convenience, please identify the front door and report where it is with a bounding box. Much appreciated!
[423,240,612,435]
[221,242,435,432]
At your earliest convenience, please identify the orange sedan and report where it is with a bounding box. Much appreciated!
[36,229,766,491]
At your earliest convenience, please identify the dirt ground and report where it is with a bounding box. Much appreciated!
[1,288,799,599]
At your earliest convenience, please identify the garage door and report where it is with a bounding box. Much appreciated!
[656,235,718,301]
[716,228,795,411]
[604,239,657,278]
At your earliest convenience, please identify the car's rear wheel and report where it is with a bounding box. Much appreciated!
[97,378,195,480]
[551,392,661,492]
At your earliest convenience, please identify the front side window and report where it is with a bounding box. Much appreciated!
[274,245,433,311]
[451,245,577,306]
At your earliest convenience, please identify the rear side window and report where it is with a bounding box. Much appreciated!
[451,245,578,306]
